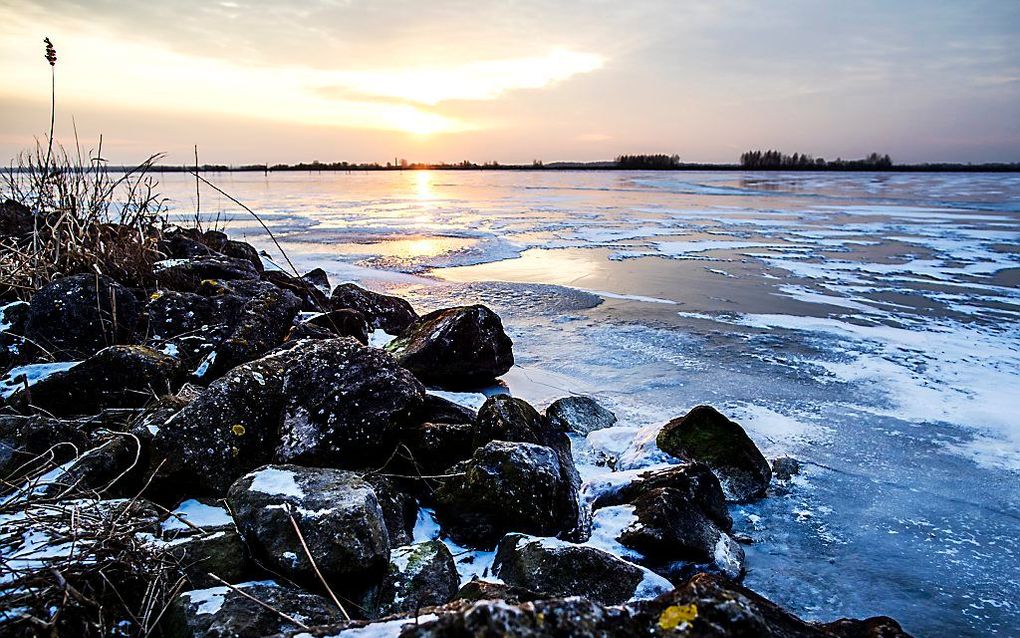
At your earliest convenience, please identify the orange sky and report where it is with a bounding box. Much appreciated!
[2,0,1019,165]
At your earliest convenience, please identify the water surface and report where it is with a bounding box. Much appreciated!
[160,170,1020,637]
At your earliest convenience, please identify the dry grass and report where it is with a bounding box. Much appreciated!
[1,139,168,298]
[0,443,185,637]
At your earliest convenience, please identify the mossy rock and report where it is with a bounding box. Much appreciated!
[656,405,771,502]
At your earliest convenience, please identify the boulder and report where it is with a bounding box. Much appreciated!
[0,414,90,485]
[656,405,772,502]
[144,280,301,380]
[153,255,260,292]
[614,486,745,581]
[331,282,418,333]
[148,351,288,500]
[433,441,581,547]
[1,300,30,372]
[159,499,249,588]
[493,534,672,605]
[0,198,36,239]
[415,394,477,425]
[303,309,370,345]
[7,345,181,416]
[158,231,215,259]
[362,473,417,547]
[17,430,148,499]
[262,269,330,311]
[397,421,476,476]
[24,274,142,359]
[773,456,802,481]
[587,463,732,531]
[387,305,513,388]
[473,395,583,537]
[363,540,459,619]
[454,581,545,604]
[545,396,617,435]
[400,597,630,637]
[301,268,331,295]
[275,338,425,468]
[228,465,390,588]
[165,580,343,638]
[284,321,336,342]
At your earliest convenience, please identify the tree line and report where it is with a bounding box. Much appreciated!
[740,150,893,170]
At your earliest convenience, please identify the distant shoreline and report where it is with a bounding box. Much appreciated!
[126,163,1020,174]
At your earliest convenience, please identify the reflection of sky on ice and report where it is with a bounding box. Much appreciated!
[156,170,1020,637]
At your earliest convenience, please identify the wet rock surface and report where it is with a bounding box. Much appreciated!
[387,305,513,388]
[433,440,581,547]
[24,273,142,359]
[545,395,618,435]
[228,464,391,588]
[331,282,418,333]
[493,533,671,605]
[7,345,181,416]
[165,580,343,638]
[657,405,773,502]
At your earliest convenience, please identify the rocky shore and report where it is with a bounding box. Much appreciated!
[0,212,912,636]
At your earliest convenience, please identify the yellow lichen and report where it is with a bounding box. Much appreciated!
[231,424,246,436]
[658,604,698,630]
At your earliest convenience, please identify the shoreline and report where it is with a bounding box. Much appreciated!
[0,214,917,636]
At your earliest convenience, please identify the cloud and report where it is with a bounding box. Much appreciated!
[0,10,600,136]
[319,49,604,105]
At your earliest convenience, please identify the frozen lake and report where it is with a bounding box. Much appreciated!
[159,169,1020,637]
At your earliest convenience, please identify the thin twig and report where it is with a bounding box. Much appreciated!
[288,509,350,620]
[205,572,310,629]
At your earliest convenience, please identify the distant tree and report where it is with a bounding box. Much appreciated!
[616,154,681,169]
[740,149,893,170]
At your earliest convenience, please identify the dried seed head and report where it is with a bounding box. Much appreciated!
[44,37,57,66]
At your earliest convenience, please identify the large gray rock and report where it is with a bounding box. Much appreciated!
[362,540,459,619]
[586,463,732,532]
[493,533,671,605]
[144,279,301,380]
[149,351,289,500]
[387,305,513,388]
[275,337,425,468]
[473,395,584,538]
[153,255,260,292]
[228,465,391,588]
[433,441,581,547]
[656,405,772,502]
[7,345,181,416]
[545,396,617,435]
[330,282,418,333]
[24,274,142,359]
[601,486,745,581]
[165,580,343,638]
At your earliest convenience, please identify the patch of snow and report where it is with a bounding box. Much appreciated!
[0,361,80,400]
[247,467,304,498]
[193,351,217,378]
[162,500,233,532]
[369,328,396,348]
[181,580,278,616]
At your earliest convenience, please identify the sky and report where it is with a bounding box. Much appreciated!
[1,0,1019,165]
